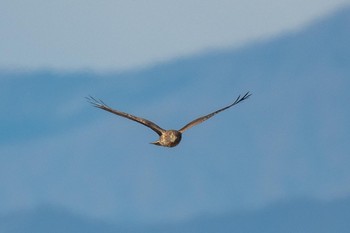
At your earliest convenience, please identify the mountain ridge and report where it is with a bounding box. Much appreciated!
[1,196,349,233]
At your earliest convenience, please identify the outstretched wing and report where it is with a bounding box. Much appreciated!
[86,96,165,136]
[179,92,251,133]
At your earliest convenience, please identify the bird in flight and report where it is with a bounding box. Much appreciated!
[87,92,251,147]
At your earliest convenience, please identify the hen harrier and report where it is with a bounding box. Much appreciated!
[87,92,251,147]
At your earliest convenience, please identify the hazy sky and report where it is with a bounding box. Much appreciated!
[1,0,349,71]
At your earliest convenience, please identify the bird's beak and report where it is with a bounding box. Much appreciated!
[150,140,161,146]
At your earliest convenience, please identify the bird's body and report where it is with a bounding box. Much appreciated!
[87,92,251,147]
[152,130,182,147]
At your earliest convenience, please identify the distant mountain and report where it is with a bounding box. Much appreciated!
[0,6,350,224]
[155,197,350,233]
[1,197,350,233]
[0,206,118,233]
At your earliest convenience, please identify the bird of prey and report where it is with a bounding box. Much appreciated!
[86,92,251,147]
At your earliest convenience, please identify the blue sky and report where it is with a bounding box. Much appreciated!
[1,0,349,71]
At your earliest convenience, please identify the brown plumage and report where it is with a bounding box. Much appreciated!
[86,92,251,147]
